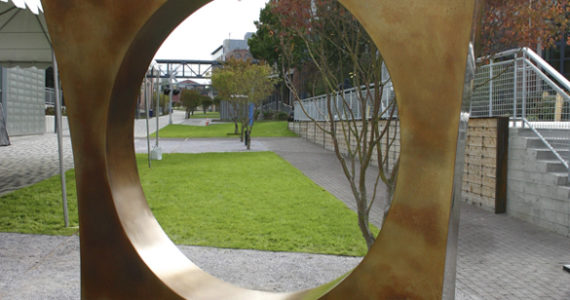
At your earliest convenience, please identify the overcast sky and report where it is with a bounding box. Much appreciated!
[154,0,269,61]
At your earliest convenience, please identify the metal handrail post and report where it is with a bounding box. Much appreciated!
[489,59,493,117]
[522,52,527,128]
[513,57,518,123]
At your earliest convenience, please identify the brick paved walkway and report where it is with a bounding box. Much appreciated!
[1,131,569,299]
[262,137,570,300]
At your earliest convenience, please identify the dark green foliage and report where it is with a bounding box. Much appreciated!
[180,89,202,118]
[275,111,289,121]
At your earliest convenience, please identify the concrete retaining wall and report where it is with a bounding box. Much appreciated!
[290,121,400,172]
[506,129,570,237]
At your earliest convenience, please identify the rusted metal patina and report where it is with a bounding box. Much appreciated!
[40,0,478,298]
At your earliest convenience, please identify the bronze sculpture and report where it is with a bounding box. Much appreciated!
[40,0,478,298]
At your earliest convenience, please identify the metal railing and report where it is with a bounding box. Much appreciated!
[294,47,570,176]
[471,47,570,175]
[293,82,395,122]
[45,87,63,106]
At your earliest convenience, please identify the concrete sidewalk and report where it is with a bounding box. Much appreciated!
[1,134,569,299]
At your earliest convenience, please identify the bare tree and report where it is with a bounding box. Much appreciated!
[269,0,399,248]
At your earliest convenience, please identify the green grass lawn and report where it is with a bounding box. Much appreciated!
[0,172,79,235]
[0,152,377,256]
[154,121,297,138]
[189,111,220,119]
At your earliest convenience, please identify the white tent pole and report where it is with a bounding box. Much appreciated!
[52,51,69,227]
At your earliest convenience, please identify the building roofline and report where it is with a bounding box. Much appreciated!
[211,45,223,56]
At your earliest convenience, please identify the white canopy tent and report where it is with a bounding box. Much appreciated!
[0,0,68,226]
[0,0,50,68]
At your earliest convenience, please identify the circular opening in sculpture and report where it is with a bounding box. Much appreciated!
[128,0,400,293]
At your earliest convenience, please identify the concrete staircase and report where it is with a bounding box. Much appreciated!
[517,128,569,187]
[507,127,570,237]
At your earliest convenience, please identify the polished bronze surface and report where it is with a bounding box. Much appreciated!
[40,0,477,299]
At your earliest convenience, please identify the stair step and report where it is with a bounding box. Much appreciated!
[514,129,570,187]
[534,148,570,160]
[526,137,570,150]
[543,160,569,173]
[551,172,570,186]
[517,128,570,138]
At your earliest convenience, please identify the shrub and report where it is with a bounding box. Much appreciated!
[276,111,289,121]
[45,107,67,116]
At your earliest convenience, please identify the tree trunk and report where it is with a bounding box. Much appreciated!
[356,193,376,249]
[240,121,245,142]
[246,127,251,150]
[234,119,239,134]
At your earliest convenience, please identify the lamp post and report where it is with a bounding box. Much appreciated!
[168,64,173,125]
[167,65,180,125]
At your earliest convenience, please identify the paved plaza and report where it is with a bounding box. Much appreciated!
[1,115,569,299]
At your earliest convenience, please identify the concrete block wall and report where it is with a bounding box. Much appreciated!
[506,129,570,237]
[289,120,400,172]
[3,67,45,136]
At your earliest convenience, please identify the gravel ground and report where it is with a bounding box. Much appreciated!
[0,232,361,299]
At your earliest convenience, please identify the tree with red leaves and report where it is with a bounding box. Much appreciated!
[479,0,569,56]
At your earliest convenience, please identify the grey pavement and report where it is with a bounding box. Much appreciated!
[0,111,185,196]
[1,132,570,299]
[0,134,73,196]
[135,137,269,154]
